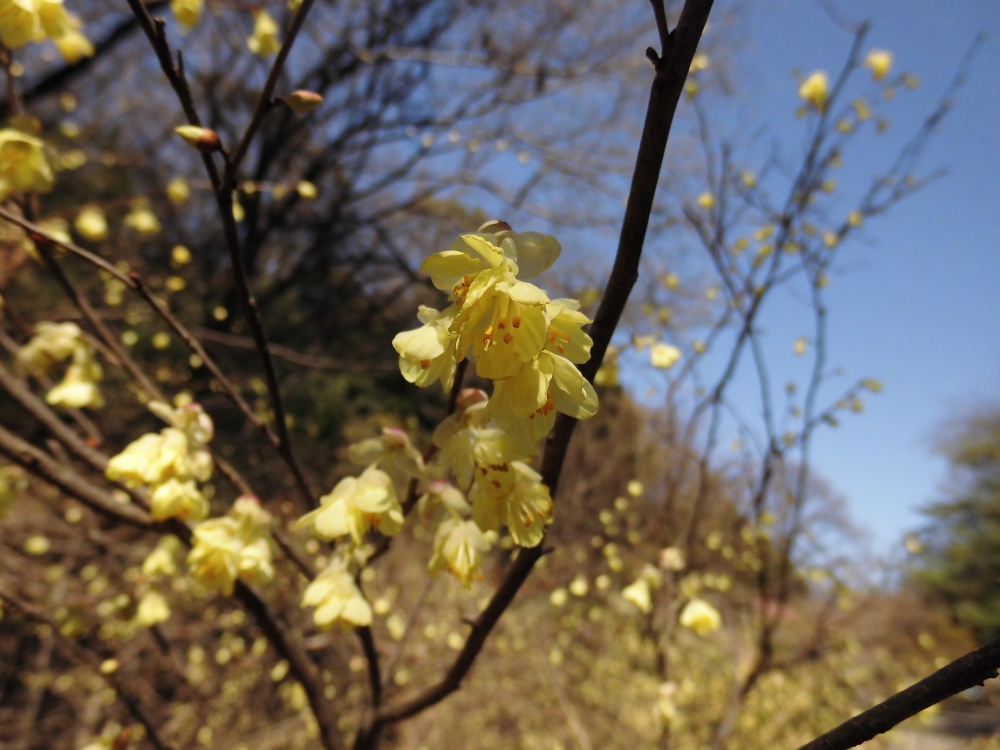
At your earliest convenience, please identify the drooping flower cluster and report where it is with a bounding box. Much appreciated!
[293,223,597,626]
[395,222,598,536]
[0,0,93,63]
[18,321,103,408]
[106,395,213,522]
[187,495,274,595]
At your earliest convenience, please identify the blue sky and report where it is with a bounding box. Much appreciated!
[730,1,1000,553]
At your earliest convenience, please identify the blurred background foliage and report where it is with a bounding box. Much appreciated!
[0,0,997,749]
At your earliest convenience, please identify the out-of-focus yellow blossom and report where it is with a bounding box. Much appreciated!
[679,597,722,635]
[696,191,715,210]
[170,0,202,31]
[188,495,273,594]
[348,426,425,488]
[741,171,757,188]
[569,574,588,597]
[247,10,281,56]
[484,350,598,445]
[142,535,181,577]
[650,342,681,370]
[38,0,71,39]
[37,216,70,246]
[798,71,829,110]
[53,29,93,64]
[296,180,317,199]
[150,478,209,522]
[393,304,459,392]
[627,479,644,497]
[794,337,807,356]
[471,461,552,548]
[171,245,192,267]
[847,211,863,227]
[106,399,214,489]
[18,322,103,408]
[167,177,190,205]
[655,682,679,728]
[429,517,490,586]
[0,0,39,48]
[136,591,171,626]
[864,49,893,81]
[417,479,470,518]
[17,321,80,372]
[622,578,652,613]
[301,553,372,630]
[45,343,102,408]
[123,200,161,236]
[689,52,709,72]
[24,534,50,554]
[74,205,108,240]
[0,128,53,200]
[852,98,871,121]
[0,464,28,519]
[659,546,686,571]
[295,465,403,546]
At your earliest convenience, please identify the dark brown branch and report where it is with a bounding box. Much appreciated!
[797,636,1000,750]
[353,1,715,744]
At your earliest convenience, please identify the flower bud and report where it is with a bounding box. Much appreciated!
[175,125,220,153]
[283,90,324,113]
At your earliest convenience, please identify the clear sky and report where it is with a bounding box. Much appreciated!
[731,1,1000,553]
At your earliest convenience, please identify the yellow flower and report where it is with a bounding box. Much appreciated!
[0,0,40,48]
[301,553,372,630]
[45,346,103,409]
[18,321,82,374]
[295,465,403,546]
[798,71,829,110]
[54,30,94,64]
[150,478,209,522]
[348,426,425,486]
[136,591,171,626]
[0,128,53,200]
[393,304,458,392]
[0,464,28,519]
[484,351,598,445]
[247,10,281,56]
[148,397,215,448]
[296,180,317,199]
[679,598,722,635]
[794,337,807,355]
[594,344,618,387]
[188,496,273,594]
[432,394,528,491]
[696,191,715,210]
[622,578,652,613]
[170,0,202,31]
[74,205,108,240]
[428,517,490,586]
[142,535,181,577]
[38,0,71,39]
[421,227,560,293]
[544,299,593,363]
[106,428,211,488]
[416,480,470,518]
[650,342,681,370]
[471,461,552,548]
[123,201,161,236]
[166,177,190,205]
[864,49,893,81]
[658,546,685,571]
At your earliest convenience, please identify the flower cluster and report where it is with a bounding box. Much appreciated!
[187,495,274,595]
[18,321,103,408]
[293,223,597,627]
[0,0,93,63]
[105,395,214,522]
